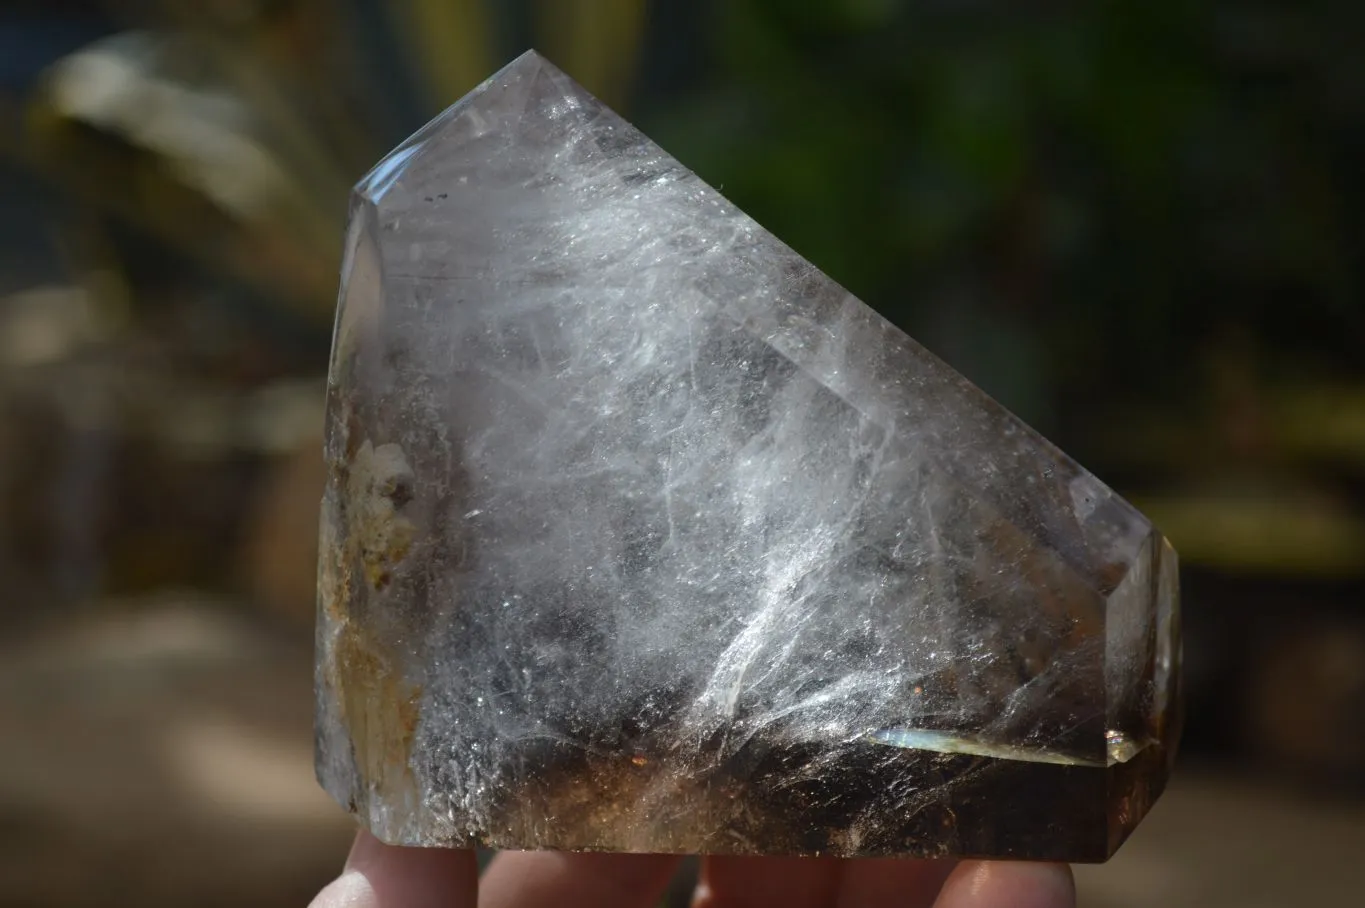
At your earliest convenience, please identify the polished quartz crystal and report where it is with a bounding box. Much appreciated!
[315,50,1182,862]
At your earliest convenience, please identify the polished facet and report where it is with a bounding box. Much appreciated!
[314,50,1181,862]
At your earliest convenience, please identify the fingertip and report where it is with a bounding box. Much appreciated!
[934,860,1075,908]
[480,850,682,908]
[309,829,478,908]
[694,855,841,907]
[837,856,955,908]
[309,867,373,908]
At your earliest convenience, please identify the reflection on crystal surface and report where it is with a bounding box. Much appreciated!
[314,50,1181,862]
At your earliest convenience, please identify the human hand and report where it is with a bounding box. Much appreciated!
[309,829,1075,908]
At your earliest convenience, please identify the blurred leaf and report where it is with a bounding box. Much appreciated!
[1271,384,1365,466]
[1134,482,1365,578]
[534,0,647,109]
[21,30,347,322]
[388,0,494,110]
[916,46,1030,193]
[1092,377,1365,479]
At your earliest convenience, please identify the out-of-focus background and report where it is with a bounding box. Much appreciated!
[1,1,1362,905]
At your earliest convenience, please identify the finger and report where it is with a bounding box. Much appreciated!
[932,861,1074,908]
[837,857,956,908]
[692,855,841,908]
[309,828,479,908]
[479,851,681,908]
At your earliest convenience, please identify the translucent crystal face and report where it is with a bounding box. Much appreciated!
[315,51,1181,862]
